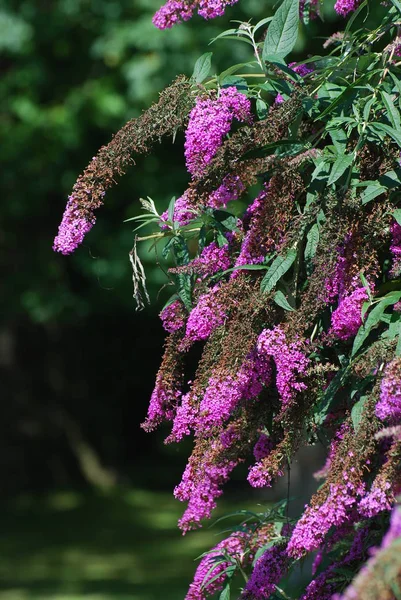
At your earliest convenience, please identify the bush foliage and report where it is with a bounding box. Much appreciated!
[55,0,401,598]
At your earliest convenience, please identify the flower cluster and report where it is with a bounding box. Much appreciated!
[242,543,289,599]
[182,285,227,345]
[153,0,239,30]
[329,286,368,341]
[288,476,366,558]
[197,348,272,432]
[257,326,310,411]
[53,196,96,255]
[185,88,251,179]
[186,531,247,599]
[160,299,186,333]
[390,220,401,277]
[334,0,361,17]
[376,357,401,422]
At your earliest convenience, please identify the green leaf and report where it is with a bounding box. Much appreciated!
[327,153,354,186]
[351,396,367,432]
[168,196,176,223]
[274,290,295,311]
[370,122,401,148]
[329,128,348,152]
[393,209,401,225]
[218,62,254,85]
[352,291,401,356]
[389,0,401,15]
[262,0,300,61]
[314,366,350,427]
[256,98,268,119]
[304,223,319,273]
[260,249,297,294]
[381,91,401,131]
[220,75,248,91]
[361,183,386,205]
[192,52,213,83]
[242,139,305,160]
[219,583,231,600]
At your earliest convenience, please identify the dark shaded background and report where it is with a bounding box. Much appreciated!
[1,1,345,598]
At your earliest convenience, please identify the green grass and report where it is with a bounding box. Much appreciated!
[0,488,261,600]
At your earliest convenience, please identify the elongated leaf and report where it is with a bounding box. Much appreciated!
[361,183,386,205]
[314,366,350,427]
[352,291,401,356]
[381,91,401,131]
[218,62,254,84]
[192,53,213,83]
[328,153,354,186]
[390,0,401,14]
[274,290,295,311]
[370,122,401,148]
[304,223,319,270]
[351,396,367,432]
[242,139,305,160]
[393,209,401,225]
[260,249,297,293]
[220,583,231,600]
[262,0,299,61]
[168,196,176,223]
[254,16,274,33]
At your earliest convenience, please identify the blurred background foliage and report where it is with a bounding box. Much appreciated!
[1,0,343,597]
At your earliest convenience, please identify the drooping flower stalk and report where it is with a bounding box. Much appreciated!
[54,77,193,253]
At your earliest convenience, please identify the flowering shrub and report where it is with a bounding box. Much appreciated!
[54,0,401,597]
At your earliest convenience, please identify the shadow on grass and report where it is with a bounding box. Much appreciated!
[0,488,261,600]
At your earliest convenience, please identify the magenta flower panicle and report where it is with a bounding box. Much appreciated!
[53,196,95,255]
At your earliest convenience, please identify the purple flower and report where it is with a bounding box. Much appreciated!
[53,196,95,255]
[167,391,198,443]
[375,357,401,422]
[196,349,272,433]
[142,372,182,432]
[160,191,197,228]
[185,88,251,179]
[359,483,392,518]
[257,326,310,410]
[207,173,245,209]
[182,285,227,345]
[334,0,361,16]
[329,286,368,341]
[242,543,288,599]
[233,185,270,271]
[191,242,231,278]
[382,504,401,549]
[186,532,247,599]
[287,478,365,558]
[153,0,239,29]
[160,299,186,333]
[247,461,283,489]
[253,433,273,462]
[152,0,195,29]
[390,220,401,277]
[175,441,240,531]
